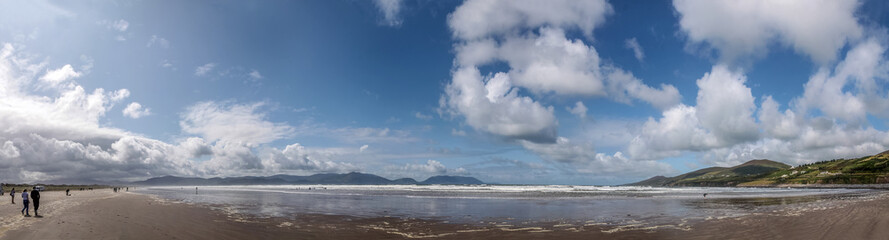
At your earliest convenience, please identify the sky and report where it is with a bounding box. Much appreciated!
[2,0,889,185]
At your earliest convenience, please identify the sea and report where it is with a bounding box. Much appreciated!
[135,185,872,227]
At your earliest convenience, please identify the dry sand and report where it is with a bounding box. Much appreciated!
[0,189,886,239]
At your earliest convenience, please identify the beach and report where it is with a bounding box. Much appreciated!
[0,188,884,239]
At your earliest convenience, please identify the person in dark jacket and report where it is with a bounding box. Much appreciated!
[10,188,14,204]
[30,188,40,217]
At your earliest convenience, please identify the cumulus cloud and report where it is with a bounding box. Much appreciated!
[180,101,294,146]
[567,101,587,119]
[624,38,644,62]
[0,43,374,182]
[258,143,359,174]
[604,68,681,110]
[628,39,889,167]
[674,0,862,64]
[194,63,215,76]
[628,65,758,159]
[694,65,759,144]
[38,64,81,89]
[798,39,889,124]
[0,44,196,182]
[448,0,612,40]
[122,102,151,119]
[441,68,557,143]
[441,0,681,177]
[384,160,468,179]
[374,0,403,27]
[521,137,674,177]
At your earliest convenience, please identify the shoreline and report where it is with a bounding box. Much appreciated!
[0,189,887,239]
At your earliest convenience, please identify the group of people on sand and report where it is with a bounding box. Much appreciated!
[9,188,40,217]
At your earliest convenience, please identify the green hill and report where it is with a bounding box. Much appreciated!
[629,151,889,187]
[755,151,889,185]
[628,159,791,187]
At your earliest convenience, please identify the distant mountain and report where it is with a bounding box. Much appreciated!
[392,178,419,184]
[132,172,484,186]
[421,175,484,185]
[627,159,791,187]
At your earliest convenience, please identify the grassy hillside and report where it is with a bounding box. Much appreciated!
[628,159,791,187]
[749,151,889,185]
[630,151,889,187]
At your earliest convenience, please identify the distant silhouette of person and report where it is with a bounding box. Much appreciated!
[10,188,14,204]
[31,188,40,217]
[66,189,70,196]
[21,189,29,217]
[703,193,708,198]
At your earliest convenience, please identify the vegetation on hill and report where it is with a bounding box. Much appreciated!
[630,151,889,187]
[752,151,889,185]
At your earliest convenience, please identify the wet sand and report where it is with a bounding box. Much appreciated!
[0,190,887,239]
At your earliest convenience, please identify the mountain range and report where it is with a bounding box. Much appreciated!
[629,150,889,187]
[132,172,484,186]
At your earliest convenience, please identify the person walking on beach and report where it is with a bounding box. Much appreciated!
[10,188,14,204]
[66,189,70,196]
[20,189,29,217]
[31,188,40,217]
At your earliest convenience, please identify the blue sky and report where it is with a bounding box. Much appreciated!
[2,0,889,185]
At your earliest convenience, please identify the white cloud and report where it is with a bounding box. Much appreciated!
[758,96,801,140]
[604,68,681,111]
[259,143,359,174]
[39,64,81,89]
[374,0,403,27]
[798,39,889,124]
[180,101,295,146]
[194,63,215,76]
[521,137,674,177]
[122,102,151,119]
[624,38,644,62]
[414,112,432,120]
[248,69,262,80]
[627,39,889,167]
[441,67,558,143]
[442,0,682,179]
[497,27,605,96]
[0,44,389,182]
[146,35,170,48]
[629,104,714,159]
[567,101,587,119]
[0,44,197,182]
[450,7,680,105]
[111,19,128,32]
[674,0,862,64]
[384,160,468,179]
[628,65,758,159]
[448,0,612,40]
[359,144,369,153]
[695,65,759,144]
